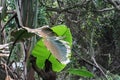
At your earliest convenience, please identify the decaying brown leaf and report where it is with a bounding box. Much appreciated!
[5,75,13,80]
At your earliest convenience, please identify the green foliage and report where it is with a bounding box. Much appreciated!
[68,68,94,78]
[1,0,120,79]
[32,25,72,72]
[38,6,48,26]
[95,74,120,80]
[1,0,7,20]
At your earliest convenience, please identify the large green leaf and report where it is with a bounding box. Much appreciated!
[68,68,94,78]
[32,25,72,72]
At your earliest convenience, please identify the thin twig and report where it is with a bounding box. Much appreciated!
[90,29,107,79]
[4,63,8,76]
[1,13,17,32]
[0,10,15,14]
[95,7,115,12]
[0,54,9,57]
[91,56,108,79]
[7,31,26,64]
[46,0,91,13]
[107,0,120,10]
[0,42,13,49]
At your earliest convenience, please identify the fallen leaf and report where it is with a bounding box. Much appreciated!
[5,75,13,80]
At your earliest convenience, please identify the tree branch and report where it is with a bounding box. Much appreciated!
[95,7,115,12]
[46,0,91,13]
[0,10,15,14]
[107,0,120,10]
[1,13,17,32]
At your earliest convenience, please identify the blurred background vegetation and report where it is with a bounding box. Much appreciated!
[0,0,120,80]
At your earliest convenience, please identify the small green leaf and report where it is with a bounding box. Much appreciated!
[68,68,94,78]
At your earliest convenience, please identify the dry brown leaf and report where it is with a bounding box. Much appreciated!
[5,75,13,80]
